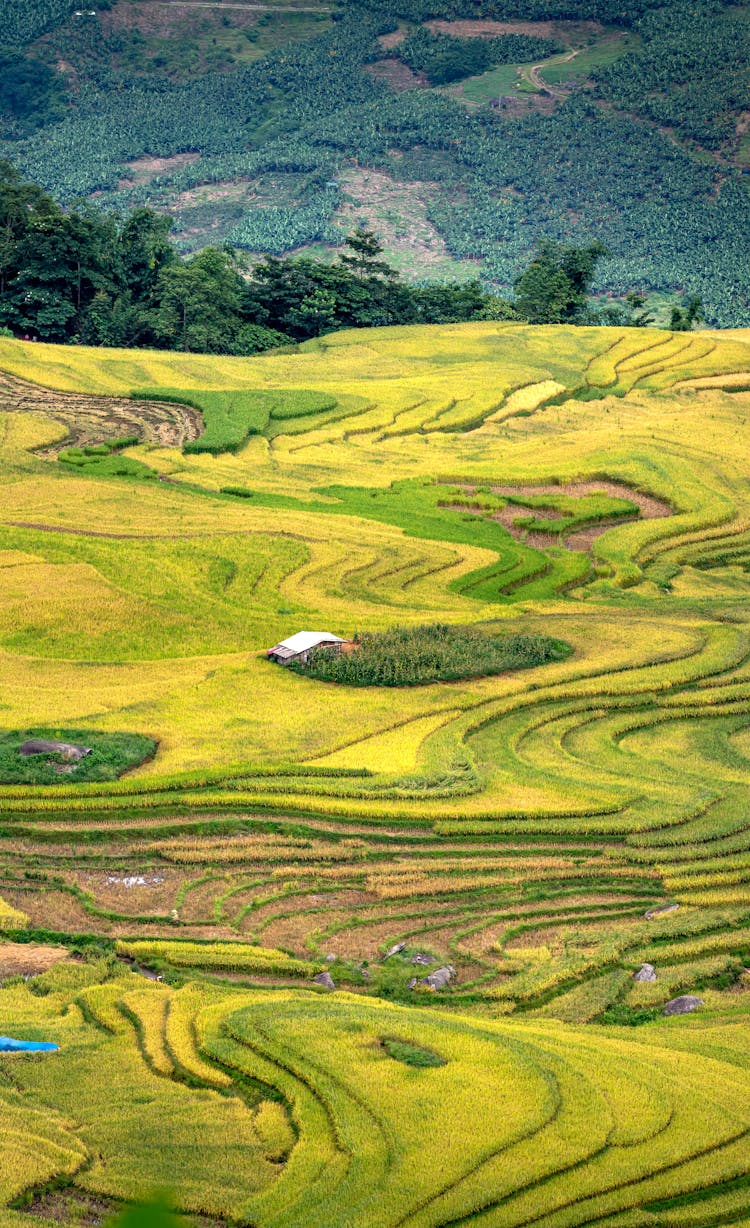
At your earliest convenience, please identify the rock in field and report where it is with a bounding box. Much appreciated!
[645,903,679,921]
[414,962,454,992]
[634,963,657,982]
[19,740,91,762]
[313,971,335,990]
[663,995,703,1016]
[384,942,406,959]
[411,953,432,966]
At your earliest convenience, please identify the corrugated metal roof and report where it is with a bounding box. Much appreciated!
[269,631,345,655]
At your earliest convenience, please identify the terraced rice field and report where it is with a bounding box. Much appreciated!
[3,321,750,1225]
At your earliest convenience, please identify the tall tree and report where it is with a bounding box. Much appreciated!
[338,228,398,280]
[670,295,704,331]
[6,209,116,340]
[154,247,244,352]
[514,240,607,324]
[0,160,57,298]
[119,208,176,301]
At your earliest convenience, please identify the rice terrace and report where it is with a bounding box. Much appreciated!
[0,314,750,1226]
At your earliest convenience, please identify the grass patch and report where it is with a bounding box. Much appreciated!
[598,1004,663,1027]
[381,1037,446,1067]
[0,730,155,785]
[539,34,641,85]
[59,436,154,479]
[135,388,336,454]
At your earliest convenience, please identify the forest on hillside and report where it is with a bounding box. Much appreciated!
[0,0,748,324]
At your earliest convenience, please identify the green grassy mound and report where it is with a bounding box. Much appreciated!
[59,447,157,481]
[291,623,571,687]
[381,1037,447,1068]
[0,730,155,784]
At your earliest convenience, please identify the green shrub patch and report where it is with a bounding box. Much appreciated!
[59,436,152,479]
[291,622,571,687]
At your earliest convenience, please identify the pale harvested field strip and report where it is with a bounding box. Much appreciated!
[0,369,202,451]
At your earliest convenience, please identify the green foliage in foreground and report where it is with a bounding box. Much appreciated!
[137,388,337,454]
[0,729,155,784]
[106,1198,183,1228]
[293,623,571,687]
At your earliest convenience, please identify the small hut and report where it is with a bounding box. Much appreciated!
[266,631,346,666]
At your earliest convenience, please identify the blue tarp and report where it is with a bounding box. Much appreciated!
[0,1036,58,1052]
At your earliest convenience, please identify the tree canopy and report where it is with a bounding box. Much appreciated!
[0,164,688,352]
[514,241,608,325]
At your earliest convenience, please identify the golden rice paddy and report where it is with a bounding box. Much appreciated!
[2,321,750,1225]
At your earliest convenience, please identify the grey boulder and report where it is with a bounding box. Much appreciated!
[421,965,455,991]
[313,971,335,990]
[664,995,703,1016]
[634,963,657,982]
[19,740,91,762]
[645,903,679,921]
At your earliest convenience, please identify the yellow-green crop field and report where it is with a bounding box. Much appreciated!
[3,321,750,1225]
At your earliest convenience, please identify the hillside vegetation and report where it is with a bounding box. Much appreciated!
[0,1,748,322]
[2,321,750,1222]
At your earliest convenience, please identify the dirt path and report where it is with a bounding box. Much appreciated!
[0,370,203,456]
[527,49,579,98]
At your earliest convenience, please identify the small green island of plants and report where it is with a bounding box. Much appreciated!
[0,729,156,784]
[291,623,571,687]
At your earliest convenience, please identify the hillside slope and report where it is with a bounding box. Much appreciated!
[1,0,749,322]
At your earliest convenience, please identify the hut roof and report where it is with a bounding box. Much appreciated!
[267,631,345,659]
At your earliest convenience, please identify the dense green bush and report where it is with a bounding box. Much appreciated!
[381,1037,447,1067]
[598,1004,662,1026]
[292,622,571,687]
[0,50,68,136]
